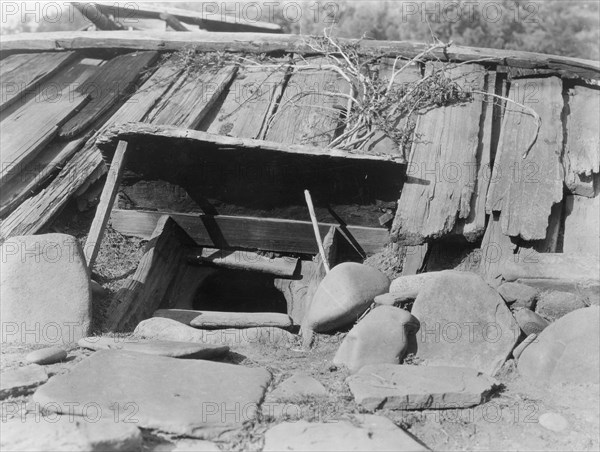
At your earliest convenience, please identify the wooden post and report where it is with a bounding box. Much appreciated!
[84,140,128,268]
[304,190,330,273]
[159,13,190,31]
[73,3,124,30]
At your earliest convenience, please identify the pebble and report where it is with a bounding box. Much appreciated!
[539,412,569,432]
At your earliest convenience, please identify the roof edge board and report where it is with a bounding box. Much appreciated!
[1,31,598,79]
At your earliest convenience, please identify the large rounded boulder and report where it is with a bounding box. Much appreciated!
[302,263,390,334]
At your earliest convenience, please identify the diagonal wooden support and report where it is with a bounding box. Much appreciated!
[84,140,128,268]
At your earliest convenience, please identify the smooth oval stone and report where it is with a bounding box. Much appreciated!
[303,263,390,333]
[334,306,420,373]
[539,412,569,432]
[26,347,67,365]
[514,308,549,336]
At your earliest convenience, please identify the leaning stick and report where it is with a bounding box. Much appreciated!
[304,190,330,273]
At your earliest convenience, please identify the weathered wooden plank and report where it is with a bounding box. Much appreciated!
[94,2,283,33]
[453,70,498,241]
[364,60,422,158]
[0,62,179,240]
[564,85,600,196]
[478,212,518,285]
[265,58,348,147]
[84,141,128,268]
[110,208,389,256]
[59,51,159,138]
[0,51,77,111]
[159,13,189,31]
[486,77,564,241]
[105,216,196,332]
[74,2,124,30]
[0,136,87,218]
[187,247,299,277]
[400,244,429,276]
[563,194,600,258]
[145,65,237,128]
[501,253,599,283]
[0,53,38,78]
[391,64,486,245]
[206,64,288,139]
[98,122,402,163]
[0,91,89,186]
[0,146,105,240]
[2,31,597,79]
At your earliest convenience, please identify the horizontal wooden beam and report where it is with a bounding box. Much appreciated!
[2,31,598,79]
[96,122,402,163]
[110,209,389,256]
[187,247,299,277]
[94,2,282,33]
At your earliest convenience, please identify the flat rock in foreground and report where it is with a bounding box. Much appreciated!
[134,317,297,348]
[0,417,141,452]
[518,306,600,385]
[262,414,429,451]
[347,364,499,411]
[78,337,229,359]
[33,350,271,439]
[411,270,519,375]
[0,365,48,398]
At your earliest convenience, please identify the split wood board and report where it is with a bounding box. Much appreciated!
[564,84,600,196]
[0,91,89,186]
[0,51,77,111]
[59,51,159,138]
[206,64,288,139]
[2,31,598,79]
[110,208,389,256]
[486,76,564,241]
[105,215,196,332]
[563,194,600,258]
[391,63,487,245]
[265,57,349,147]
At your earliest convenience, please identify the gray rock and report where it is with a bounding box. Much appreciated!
[512,333,538,360]
[1,365,47,398]
[333,306,419,373]
[1,234,91,345]
[347,364,499,411]
[33,350,271,438]
[269,374,327,400]
[134,317,297,348]
[501,253,599,282]
[302,263,390,333]
[151,439,220,451]
[373,293,411,306]
[25,346,68,365]
[535,290,588,321]
[518,306,599,385]
[262,414,429,451]
[389,272,439,299]
[0,418,142,451]
[411,270,520,375]
[497,282,538,309]
[513,308,549,336]
[77,337,229,359]
[539,412,569,432]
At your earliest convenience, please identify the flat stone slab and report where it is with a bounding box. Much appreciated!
[411,270,519,375]
[514,308,549,336]
[347,364,499,411]
[154,309,293,329]
[25,346,68,365]
[1,233,91,344]
[496,282,538,309]
[518,306,599,385]
[263,414,429,451]
[389,272,439,299]
[269,373,327,400]
[33,350,271,439]
[134,317,297,348]
[0,417,141,451]
[78,337,229,359]
[1,365,47,398]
